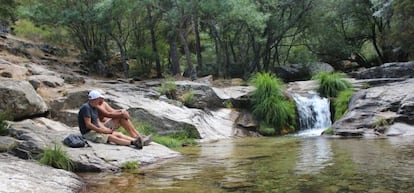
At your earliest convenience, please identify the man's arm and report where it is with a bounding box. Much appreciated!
[97,102,130,119]
[84,117,112,134]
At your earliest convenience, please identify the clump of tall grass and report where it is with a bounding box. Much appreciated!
[39,144,74,171]
[250,72,297,135]
[334,89,354,121]
[312,72,352,98]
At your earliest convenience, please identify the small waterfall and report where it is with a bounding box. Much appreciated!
[293,92,331,136]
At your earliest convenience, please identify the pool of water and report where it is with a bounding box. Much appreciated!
[79,136,414,193]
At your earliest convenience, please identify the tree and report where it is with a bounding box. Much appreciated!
[0,0,18,26]
[390,0,414,60]
[96,0,137,78]
[27,0,110,75]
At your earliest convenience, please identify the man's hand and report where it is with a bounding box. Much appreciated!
[120,109,131,119]
[102,127,113,134]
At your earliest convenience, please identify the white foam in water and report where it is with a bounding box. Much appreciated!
[293,92,331,137]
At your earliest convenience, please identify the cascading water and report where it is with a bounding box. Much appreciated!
[293,92,331,136]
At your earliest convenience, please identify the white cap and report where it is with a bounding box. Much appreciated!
[88,90,104,100]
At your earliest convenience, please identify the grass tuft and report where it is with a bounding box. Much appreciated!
[39,144,74,171]
[250,72,297,135]
[312,72,352,98]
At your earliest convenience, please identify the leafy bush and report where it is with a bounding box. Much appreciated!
[250,72,297,134]
[39,144,73,171]
[0,111,12,136]
[334,89,354,121]
[312,72,352,98]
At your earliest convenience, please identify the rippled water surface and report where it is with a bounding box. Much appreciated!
[79,136,414,193]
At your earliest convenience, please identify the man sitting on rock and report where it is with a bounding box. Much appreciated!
[90,90,152,146]
[78,90,143,149]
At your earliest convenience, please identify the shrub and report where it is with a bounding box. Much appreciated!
[250,72,297,134]
[334,89,354,121]
[312,72,352,98]
[39,144,73,171]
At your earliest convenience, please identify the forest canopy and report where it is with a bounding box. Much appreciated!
[2,0,413,79]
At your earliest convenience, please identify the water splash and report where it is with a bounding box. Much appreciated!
[293,92,331,137]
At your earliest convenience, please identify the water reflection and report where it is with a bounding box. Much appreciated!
[81,137,414,193]
[295,137,333,175]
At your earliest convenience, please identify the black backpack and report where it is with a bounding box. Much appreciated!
[63,134,91,148]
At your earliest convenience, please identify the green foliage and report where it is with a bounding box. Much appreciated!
[153,136,183,148]
[0,0,18,24]
[39,144,73,171]
[0,111,12,136]
[323,127,334,135]
[334,89,354,121]
[250,72,297,134]
[391,0,414,60]
[180,91,195,106]
[121,161,139,171]
[250,72,284,102]
[129,121,197,148]
[158,81,177,99]
[312,72,352,98]
[12,20,70,46]
[223,101,233,108]
[287,45,317,64]
[258,122,276,136]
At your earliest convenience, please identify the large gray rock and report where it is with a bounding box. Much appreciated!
[0,78,48,120]
[275,62,334,82]
[6,118,181,171]
[0,153,83,193]
[28,74,65,88]
[350,61,414,79]
[175,80,223,109]
[332,78,414,136]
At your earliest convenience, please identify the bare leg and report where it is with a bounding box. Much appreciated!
[108,134,133,146]
[119,118,140,138]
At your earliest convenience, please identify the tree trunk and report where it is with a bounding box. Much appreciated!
[147,6,162,78]
[179,28,196,80]
[169,36,180,76]
[192,14,203,74]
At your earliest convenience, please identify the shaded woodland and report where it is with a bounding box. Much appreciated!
[1,0,413,79]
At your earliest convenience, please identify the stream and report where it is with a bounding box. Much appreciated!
[79,136,414,193]
[79,92,414,193]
